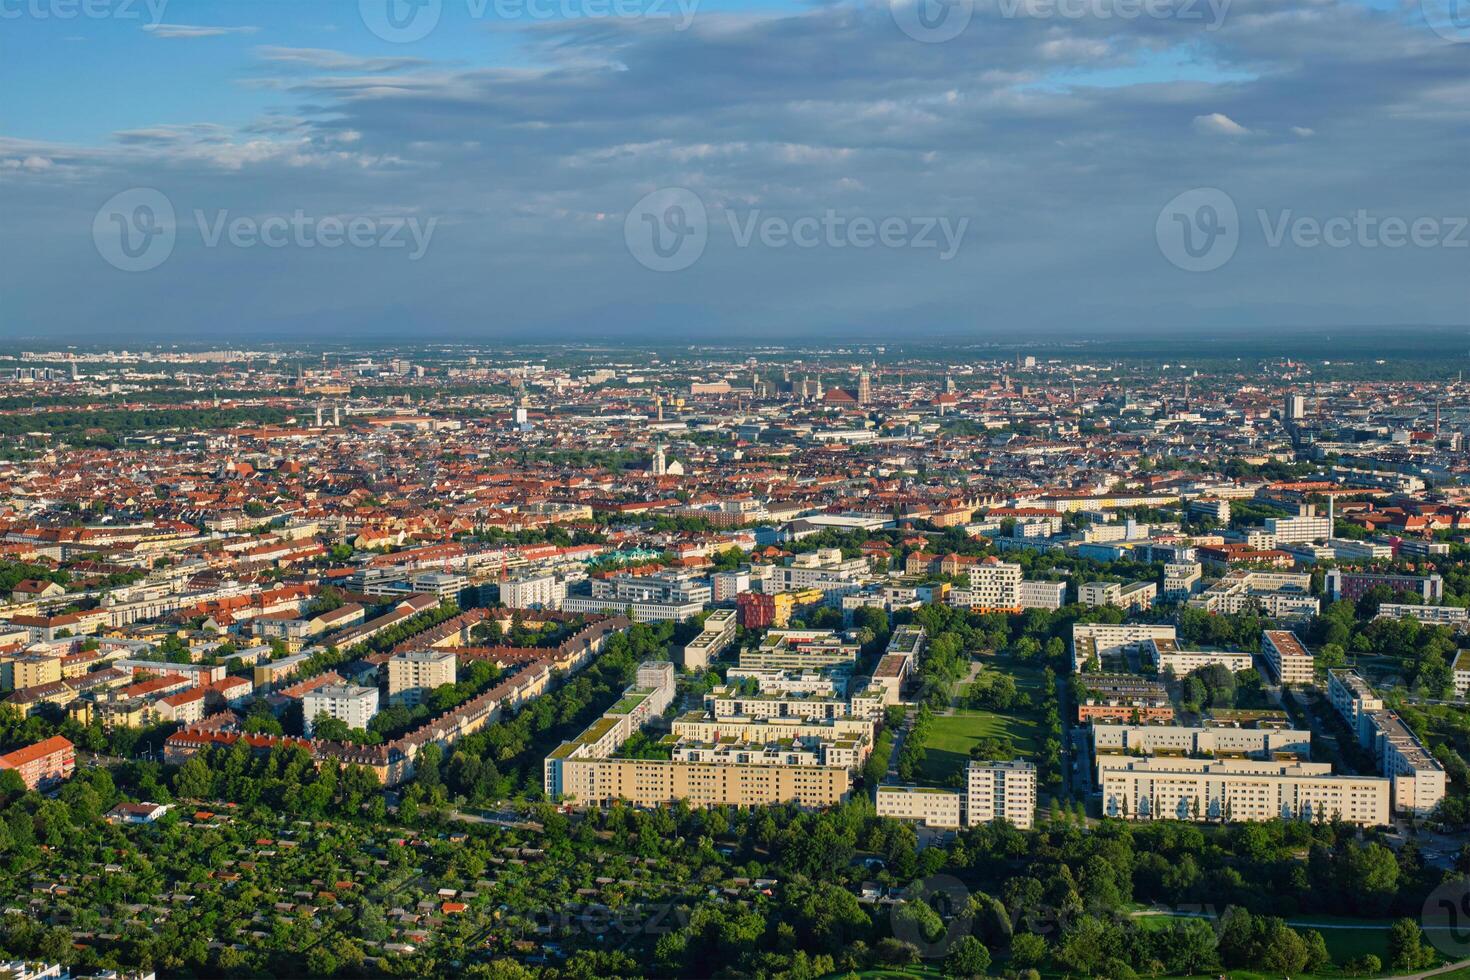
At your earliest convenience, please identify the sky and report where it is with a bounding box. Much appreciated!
[0,0,1466,342]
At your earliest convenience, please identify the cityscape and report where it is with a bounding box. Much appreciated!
[3,0,1469,973]
[0,343,1466,977]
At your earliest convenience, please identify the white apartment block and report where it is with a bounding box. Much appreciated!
[500,573,567,611]
[1262,630,1315,686]
[1327,670,1445,817]
[1079,580,1157,612]
[1018,579,1066,610]
[1454,651,1470,698]
[1188,570,1318,619]
[1379,603,1470,627]
[387,648,456,705]
[302,684,379,736]
[1097,755,1390,826]
[1163,562,1202,600]
[876,760,1036,830]
[711,570,750,603]
[1263,511,1333,544]
[680,609,737,670]
[563,594,704,623]
[1091,721,1311,758]
[1071,622,1176,671]
[965,559,1022,608]
[1145,638,1253,676]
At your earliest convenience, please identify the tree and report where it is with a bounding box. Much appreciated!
[1009,932,1048,969]
[1389,918,1436,971]
[944,935,991,976]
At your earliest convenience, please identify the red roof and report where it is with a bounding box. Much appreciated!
[0,735,74,768]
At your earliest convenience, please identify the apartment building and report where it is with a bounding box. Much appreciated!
[1144,637,1253,676]
[1163,562,1203,601]
[1454,650,1470,698]
[1262,630,1315,685]
[1188,570,1318,619]
[679,609,737,670]
[1378,603,1469,627]
[876,760,1036,830]
[0,735,75,790]
[711,570,750,603]
[500,573,568,611]
[1327,670,1445,816]
[738,629,861,672]
[1090,715,1311,758]
[962,558,1022,611]
[1072,623,1177,672]
[302,684,380,735]
[1078,581,1156,611]
[387,648,457,705]
[1076,673,1173,723]
[866,626,924,705]
[1097,755,1390,826]
[1326,569,1444,603]
[1263,510,1333,544]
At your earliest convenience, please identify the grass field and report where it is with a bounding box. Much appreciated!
[914,658,1046,784]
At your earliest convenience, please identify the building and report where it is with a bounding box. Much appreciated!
[1378,603,1469,627]
[1327,670,1445,817]
[876,760,1036,830]
[739,629,861,672]
[302,684,380,735]
[1072,623,1177,672]
[1454,650,1470,698]
[1263,507,1332,544]
[1262,630,1315,686]
[1091,715,1310,758]
[0,735,75,791]
[1097,755,1389,826]
[1163,562,1202,601]
[866,626,923,705]
[1075,674,1173,724]
[1078,580,1156,612]
[1144,637,1253,676]
[387,648,457,705]
[500,573,567,611]
[679,609,737,670]
[1325,569,1444,603]
[1188,570,1318,619]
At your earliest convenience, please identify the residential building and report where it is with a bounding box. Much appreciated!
[0,735,75,790]
[1262,630,1315,685]
[679,609,737,670]
[302,684,380,735]
[388,648,457,705]
[876,760,1036,830]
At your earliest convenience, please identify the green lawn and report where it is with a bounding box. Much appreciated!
[916,707,1040,784]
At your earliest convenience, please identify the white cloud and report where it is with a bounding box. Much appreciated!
[1291,126,1315,137]
[143,24,260,39]
[1193,112,1252,136]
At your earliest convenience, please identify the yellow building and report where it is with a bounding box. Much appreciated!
[556,756,849,809]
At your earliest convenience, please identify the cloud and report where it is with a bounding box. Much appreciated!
[143,24,260,39]
[254,46,430,74]
[1193,112,1251,136]
[1291,125,1315,137]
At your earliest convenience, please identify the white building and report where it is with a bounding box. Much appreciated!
[500,573,567,611]
[877,759,1036,830]
[388,648,457,705]
[1262,630,1314,686]
[302,684,379,736]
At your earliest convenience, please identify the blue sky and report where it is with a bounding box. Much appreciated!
[1,0,1466,340]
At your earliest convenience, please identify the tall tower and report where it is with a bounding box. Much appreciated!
[315,403,324,427]
[332,403,341,427]
[857,368,872,406]
[653,444,667,477]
